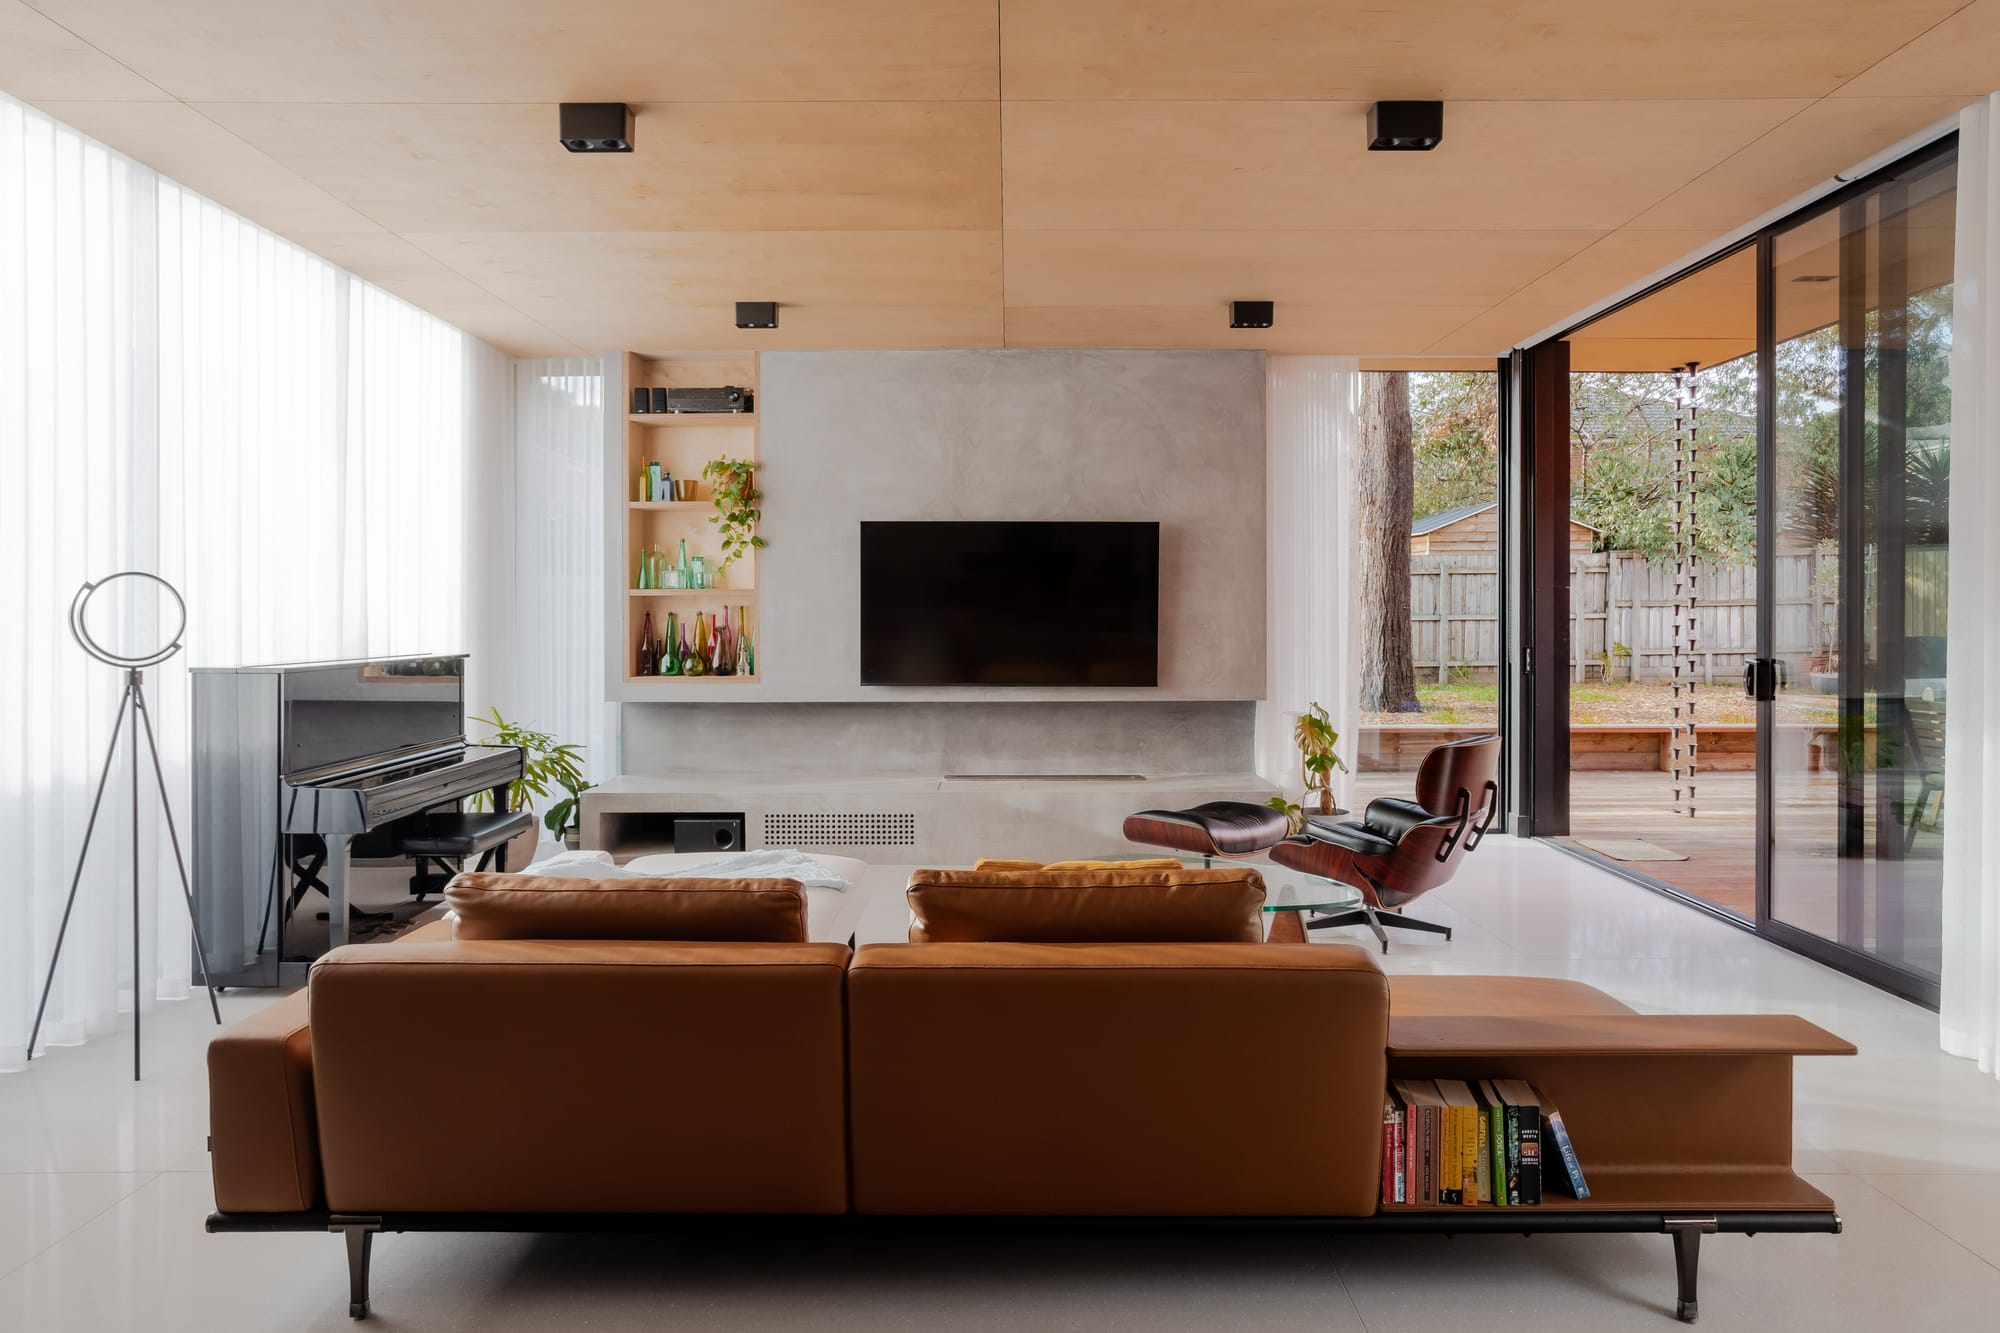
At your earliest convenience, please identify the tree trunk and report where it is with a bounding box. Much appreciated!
[1359,372,1420,713]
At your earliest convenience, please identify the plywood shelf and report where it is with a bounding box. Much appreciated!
[629,413,755,427]
[616,351,761,698]
[1380,1168,1833,1214]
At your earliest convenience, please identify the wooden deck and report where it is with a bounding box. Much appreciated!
[1353,759,1944,977]
[1564,770,1760,917]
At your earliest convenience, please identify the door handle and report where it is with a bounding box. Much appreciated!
[1744,658,1779,702]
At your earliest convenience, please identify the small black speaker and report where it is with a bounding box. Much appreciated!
[1230,300,1274,329]
[735,301,778,330]
[674,817,742,853]
[1368,101,1443,151]
[559,102,633,153]
[631,387,650,414]
[649,387,668,413]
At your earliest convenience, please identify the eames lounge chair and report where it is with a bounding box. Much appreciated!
[1269,734,1500,951]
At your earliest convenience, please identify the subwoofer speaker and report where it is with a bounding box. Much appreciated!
[674,817,743,853]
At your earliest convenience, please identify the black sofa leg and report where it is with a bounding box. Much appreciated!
[332,1216,381,1319]
[1666,1217,1716,1323]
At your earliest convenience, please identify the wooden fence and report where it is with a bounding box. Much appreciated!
[1411,547,1833,684]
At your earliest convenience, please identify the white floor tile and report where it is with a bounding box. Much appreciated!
[1862,1173,2000,1267]
[2,833,1996,1329]
[0,1172,152,1279]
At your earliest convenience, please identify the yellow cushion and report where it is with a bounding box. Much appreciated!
[972,857,1185,873]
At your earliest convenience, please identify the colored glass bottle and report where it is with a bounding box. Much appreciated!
[677,538,691,587]
[682,620,706,676]
[713,607,735,677]
[662,612,681,676]
[636,612,658,676]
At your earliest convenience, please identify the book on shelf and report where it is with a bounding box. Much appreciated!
[1493,1079,1543,1207]
[1474,1079,1504,1207]
[1435,1079,1483,1206]
[1391,1078,1447,1205]
[1543,1096,1591,1200]
[1381,1092,1407,1205]
[1384,1077,1573,1208]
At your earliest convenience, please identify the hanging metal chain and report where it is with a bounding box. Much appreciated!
[1669,362,1701,818]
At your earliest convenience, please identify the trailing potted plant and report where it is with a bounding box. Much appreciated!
[702,456,765,574]
[1264,701,1349,833]
[469,709,593,860]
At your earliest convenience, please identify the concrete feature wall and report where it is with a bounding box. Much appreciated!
[620,700,1256,779]
[750,349,1266,703]
[618,349,1268,783]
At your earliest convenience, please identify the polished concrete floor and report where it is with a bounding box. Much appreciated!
[4,835,2000,1331]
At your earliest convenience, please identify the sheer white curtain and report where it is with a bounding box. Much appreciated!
[1260,357,1362,807]
[1942,94,2000,1077]
[509,359,617,788]
[0,92,502,1070]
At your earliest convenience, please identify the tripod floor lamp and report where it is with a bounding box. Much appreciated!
[27,573,220,1079]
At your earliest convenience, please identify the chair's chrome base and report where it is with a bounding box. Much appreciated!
[1306,904,1453,954]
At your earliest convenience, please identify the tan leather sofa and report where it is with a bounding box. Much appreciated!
[206,866,1850,1323]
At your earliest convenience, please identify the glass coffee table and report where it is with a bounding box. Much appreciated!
[1260,872,1365,944]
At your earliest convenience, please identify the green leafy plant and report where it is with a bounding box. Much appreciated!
[1264,794,1306,836]
[1292,701,1349,816]
[469,708,592,843]
[702,456,765,573]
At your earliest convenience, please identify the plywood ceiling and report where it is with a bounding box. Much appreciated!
[1,0,1989,358]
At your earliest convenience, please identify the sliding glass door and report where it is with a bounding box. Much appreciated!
[1524,138,1956,1004]
[1762,147,1956,1000]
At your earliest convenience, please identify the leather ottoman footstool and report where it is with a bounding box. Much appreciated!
[1122,801,1291,863]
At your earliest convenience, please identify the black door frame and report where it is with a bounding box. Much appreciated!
[1518,135,1956,1007]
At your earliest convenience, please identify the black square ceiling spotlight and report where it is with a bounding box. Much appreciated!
[559,103,633,152]
[1368,101,1444,151]
[1230,300,1274,329]
[735,302,779,329]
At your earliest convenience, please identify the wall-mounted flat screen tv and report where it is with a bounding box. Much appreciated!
[860,521,1159,686]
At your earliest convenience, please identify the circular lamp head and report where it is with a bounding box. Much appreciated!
[69,573,186,668]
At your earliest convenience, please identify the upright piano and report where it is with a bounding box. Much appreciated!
[192,655,524,987]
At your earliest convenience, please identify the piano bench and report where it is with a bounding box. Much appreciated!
[401,810,536,898]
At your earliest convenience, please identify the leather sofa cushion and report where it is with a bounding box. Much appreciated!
[848,940,1391,1216]
[208,986,319,1213]
[906,867,1265,943]
[207,918,454,1214]
[310,939,851,1214]
[445,873,807,942]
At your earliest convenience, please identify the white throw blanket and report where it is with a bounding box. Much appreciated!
[665,849,852,890]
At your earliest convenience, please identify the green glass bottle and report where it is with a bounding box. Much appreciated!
[681,620,706,677]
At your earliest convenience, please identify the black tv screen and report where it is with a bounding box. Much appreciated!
[860,521,1159,686]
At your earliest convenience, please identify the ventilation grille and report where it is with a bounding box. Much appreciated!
[763,812,917,848]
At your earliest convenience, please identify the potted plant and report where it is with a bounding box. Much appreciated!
[702,456,765,574]
[469,709,593,860]
[1264,701,1349,834]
